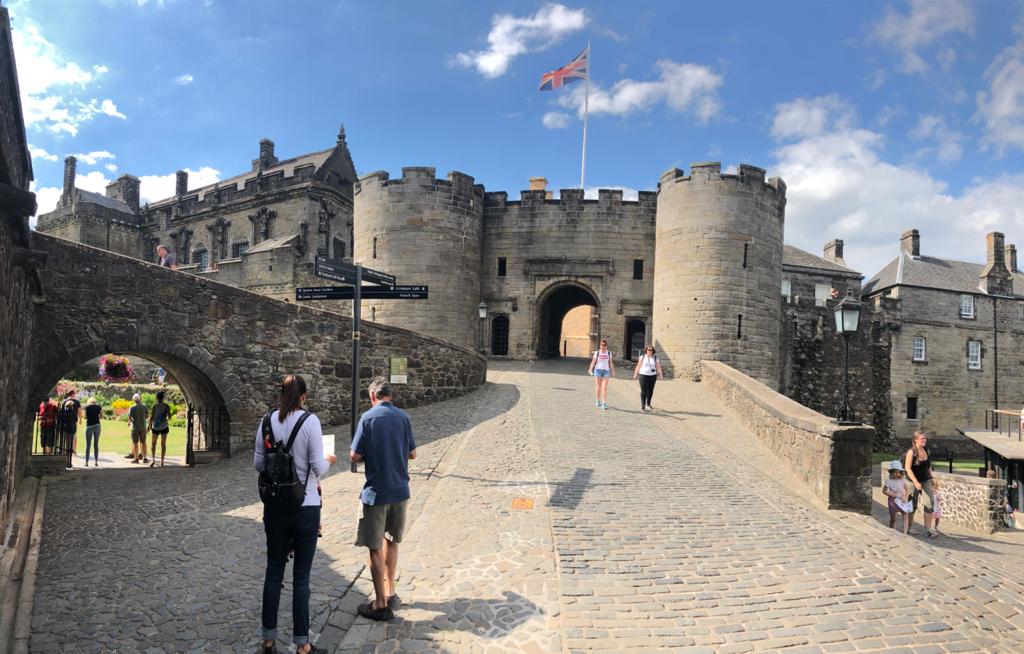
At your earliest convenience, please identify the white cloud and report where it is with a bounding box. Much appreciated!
[453,3,587,78]
[771,94,855,140]
[12,22,124,135]
[174,73,194,85]
[770,94,1024,278]
[138,166,221,204]
[977,40,1024,154]
[558,59,722,123]
[909,114,962,162]
[870,0,974,74]
[29,181,61,224]
[77,170,112,193]
[73,150,116,165]
[28,145,58,162]
[542,111,571,129]
[106,163,118,172]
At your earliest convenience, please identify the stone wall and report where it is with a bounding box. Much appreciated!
[879,287,1024,455]
[653,163,787,386]
[701,360,874,511]
[29,234,487,453]
[932,471,1007,534]
[0,4,39,534]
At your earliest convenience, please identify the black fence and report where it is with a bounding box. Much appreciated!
[186,404,231,466]
[31,406,77,468]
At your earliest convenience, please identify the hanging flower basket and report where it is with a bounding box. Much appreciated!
[98,355,133,383]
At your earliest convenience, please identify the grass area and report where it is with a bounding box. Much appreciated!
[34,419,186,457]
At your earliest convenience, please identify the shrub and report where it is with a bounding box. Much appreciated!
[111,398,134,417]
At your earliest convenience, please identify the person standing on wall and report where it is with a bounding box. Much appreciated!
[588,339,615,410]
[83,397,102,467]
[904,430,937,538]
[350,376,417,622]
[156,244,177,270]
[148,390,171,467]
[255,374,336,654]
[632,345,664,411]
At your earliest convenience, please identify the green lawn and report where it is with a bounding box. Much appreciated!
[35,419,187,457]
[872,451,984,473]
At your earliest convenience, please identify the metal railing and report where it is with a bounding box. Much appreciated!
[31,408,75,468]
[985,409,1023,441]
[185,403,230,466]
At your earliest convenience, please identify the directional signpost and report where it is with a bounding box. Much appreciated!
[302,256,425,472]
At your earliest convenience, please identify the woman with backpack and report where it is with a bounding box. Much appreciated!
[632,345,664,411]
[254,374,337,654]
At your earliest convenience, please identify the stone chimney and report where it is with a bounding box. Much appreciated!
[105,174,141,213]
[980,231,1014,296]
[175,170,188,196]
[62,155,77,203]
[529,176,553,200]
[254,138,278,171]
[1007,244,1018,272]
[900,229,920,257]
[823,239,845,264]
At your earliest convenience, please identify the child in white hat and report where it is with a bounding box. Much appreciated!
[884,460,914,534]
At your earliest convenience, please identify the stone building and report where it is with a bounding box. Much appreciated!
[863,229,1024,453]
[36,129,357,302]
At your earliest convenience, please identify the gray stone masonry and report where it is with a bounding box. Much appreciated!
[933,470,1008,534]
[702,360,873,511]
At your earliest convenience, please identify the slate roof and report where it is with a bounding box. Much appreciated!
[782,244,860,276]
[244,234,297,254]
[863,251,1024,296]
[147,148,335,208]
[75,188,134,214]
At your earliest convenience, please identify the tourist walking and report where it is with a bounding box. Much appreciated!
[255,374,335,654]
[60,389,82,455]
[904,430,937,537]
[350,376,417,622]
[84,397,102,467]
[38,396,58,454]
[128,394,148,464]
[156,244,177,269]
[632,345,664,411]
[588,339,615,410]
[883,461,913,534]
[148,390,171,467]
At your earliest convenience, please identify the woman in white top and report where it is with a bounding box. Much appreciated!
[587,339,615,409]
[632,345,664,411]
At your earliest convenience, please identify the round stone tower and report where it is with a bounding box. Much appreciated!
[353,167,484,351]
[652,162,787,386]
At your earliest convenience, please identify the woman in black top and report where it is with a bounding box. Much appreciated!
[904,430,937,537]
[84,397,102,467]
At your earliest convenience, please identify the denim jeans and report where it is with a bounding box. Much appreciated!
[261,505,320,646]
[84,424,100,463]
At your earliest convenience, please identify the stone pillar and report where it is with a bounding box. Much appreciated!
[176,170,188,196]
[823,239,845,264]
[62,155,77,204]
[981,231,1013,296]
[1007,244,1018,272]
[254,138,278,171]
[900,229,920,257]
[105,175,140,212]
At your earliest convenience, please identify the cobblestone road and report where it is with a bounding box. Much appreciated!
[29,360,1024,652]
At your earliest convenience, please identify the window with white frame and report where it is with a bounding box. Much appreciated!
[912,336,926,361]
[781,279,792,302]
[967,340,982,370]
[814,283,830,307]
[960,294,975,319]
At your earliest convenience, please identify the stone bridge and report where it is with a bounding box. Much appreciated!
[27,233,486,453]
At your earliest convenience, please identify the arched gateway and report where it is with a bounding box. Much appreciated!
[535,282,600,358]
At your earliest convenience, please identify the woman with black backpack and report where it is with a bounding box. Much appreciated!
[254,374,337,654]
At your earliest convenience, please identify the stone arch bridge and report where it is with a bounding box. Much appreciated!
[27,233,486,453]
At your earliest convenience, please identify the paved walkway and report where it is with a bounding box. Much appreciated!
[28,360,1024,652]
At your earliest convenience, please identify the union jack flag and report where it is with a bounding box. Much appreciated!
[539,48,588,91]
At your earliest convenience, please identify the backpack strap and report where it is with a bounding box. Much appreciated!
[283,411,311,454]
[261,412,274,450]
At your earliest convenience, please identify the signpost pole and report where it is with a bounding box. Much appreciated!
[350,265,362,473]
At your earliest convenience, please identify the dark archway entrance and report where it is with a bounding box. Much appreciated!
[625,318,646,360]
[491,315,510,356]
[536,283,599,358]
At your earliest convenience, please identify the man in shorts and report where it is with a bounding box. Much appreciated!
[350,377,417,622]
[128,394,149,464]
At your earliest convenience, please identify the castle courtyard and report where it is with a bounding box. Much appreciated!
[25,361,1024,653]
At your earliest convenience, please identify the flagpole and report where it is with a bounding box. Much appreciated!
[580,41,590,189]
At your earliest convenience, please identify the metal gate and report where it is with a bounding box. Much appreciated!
[185,404,230,466]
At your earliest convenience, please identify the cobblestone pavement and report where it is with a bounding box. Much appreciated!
[30,359,1024,652]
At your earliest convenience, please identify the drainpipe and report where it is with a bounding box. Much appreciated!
[994,296,999,412]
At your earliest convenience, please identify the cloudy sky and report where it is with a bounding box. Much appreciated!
[14,0,1024,277]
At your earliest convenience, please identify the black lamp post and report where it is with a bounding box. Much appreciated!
[477,300,488,354]
[833,290,862,425]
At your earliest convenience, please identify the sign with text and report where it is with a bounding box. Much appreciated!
[296,285,428,301]
[314,256,396,286]
[390,356,408,384]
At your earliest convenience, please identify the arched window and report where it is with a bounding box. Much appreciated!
[491,315,510,356]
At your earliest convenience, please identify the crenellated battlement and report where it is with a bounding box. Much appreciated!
[355,167,485,199]
[658,162,786,200]
[482,187,657,212]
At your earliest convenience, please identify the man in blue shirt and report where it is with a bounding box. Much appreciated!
[350,376,417,621]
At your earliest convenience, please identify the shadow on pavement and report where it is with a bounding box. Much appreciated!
[869,496,1003,554]
[389,591,543,640]
[547,467,594,510]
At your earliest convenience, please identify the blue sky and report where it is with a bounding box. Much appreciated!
[14,0,1024,277]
